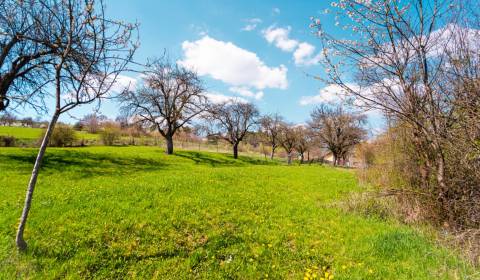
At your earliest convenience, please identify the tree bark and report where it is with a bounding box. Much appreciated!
[16,111,59,251]
[287,153,292,165]
[300,153,304,163]
[165,134,174,154]
[270,146,275,160]
[233,143,239,159]
[333,154,338,166]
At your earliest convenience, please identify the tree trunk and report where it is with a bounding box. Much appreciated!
[270,146,275,160]
[16,112,60,251]
[333,154,338,166]
[300,153,304,163]
[166,134,174,154]
[233,143,239,159]
[435,149,451,224]
[287,153,292,165]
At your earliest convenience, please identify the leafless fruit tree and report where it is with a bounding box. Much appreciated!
[119,58,207,154]
[259,113,284,159]
[15,0,138,251]
[309,105,366,166]
[205,100,259,159]
[279,123,298,165]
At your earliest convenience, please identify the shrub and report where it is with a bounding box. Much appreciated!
[100,123,121,146]
[48,125,77,147]
[0,135,16,147]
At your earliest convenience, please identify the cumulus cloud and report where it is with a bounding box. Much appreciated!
[293,42,321,66]
[205,92,248,104]
[229,86,264,100]
[179,36,288,90]
[242,18,262,31]
[299,84,348,106]
[263,26,321,66]
[272,7,280,14]
[262,26,299,52]
[109,75,138,93]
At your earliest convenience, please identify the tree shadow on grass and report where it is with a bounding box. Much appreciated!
[0,149,168,178]
[174,151,277,167]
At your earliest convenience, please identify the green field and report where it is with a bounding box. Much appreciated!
[0,126,98,140]
[0,147,475,279]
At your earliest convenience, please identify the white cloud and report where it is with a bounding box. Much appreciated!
[110,75,137,93]
[299,84,347,106]
[272,7,280,14]
[242,18,262,31]
[179,36,288,90]
[229,86,264,100]
[263,26,321,66]
[263,26,299,52]
[205,92,248,104]
[294,42,322,66]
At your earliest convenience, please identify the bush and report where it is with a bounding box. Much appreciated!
[0,136,16,147]
[100,123,121,146]
[48,125,77,147]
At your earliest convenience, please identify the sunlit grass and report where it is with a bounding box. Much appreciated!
[0,126,98,140]
[0,146,475,279]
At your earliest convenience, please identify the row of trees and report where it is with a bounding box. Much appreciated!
[117,58,367,162]
[0,112,43,127]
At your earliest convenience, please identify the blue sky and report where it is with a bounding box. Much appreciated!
[19,0,384,131]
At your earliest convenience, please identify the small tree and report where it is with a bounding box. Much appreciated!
[259,113,284,159]
[119,58,207,154]
[309,105,366,166]
[279,124,298,165]
[205,100,259,159]
[21,117,34,127]
[15,0,137,251]
[80,113,107,134]
[294,126,313,163]
[0,112,16,126]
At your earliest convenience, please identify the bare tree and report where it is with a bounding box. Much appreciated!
[205,100,259,159]
[279,123,298,165]
[119,58,207,154]
[80,113,107,133]
[0,111,16,125]
[259,113,284,159]
[294,126,313,163]
[0,0,56,111]
[15,0,137,251]
[309,105,366,166]
[311,0,480,226]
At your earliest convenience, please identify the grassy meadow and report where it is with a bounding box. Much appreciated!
[0,126,98,141]
[0,146,476,279]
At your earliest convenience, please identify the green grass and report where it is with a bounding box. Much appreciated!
[0,147,476,279]
[0,126,98,140]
